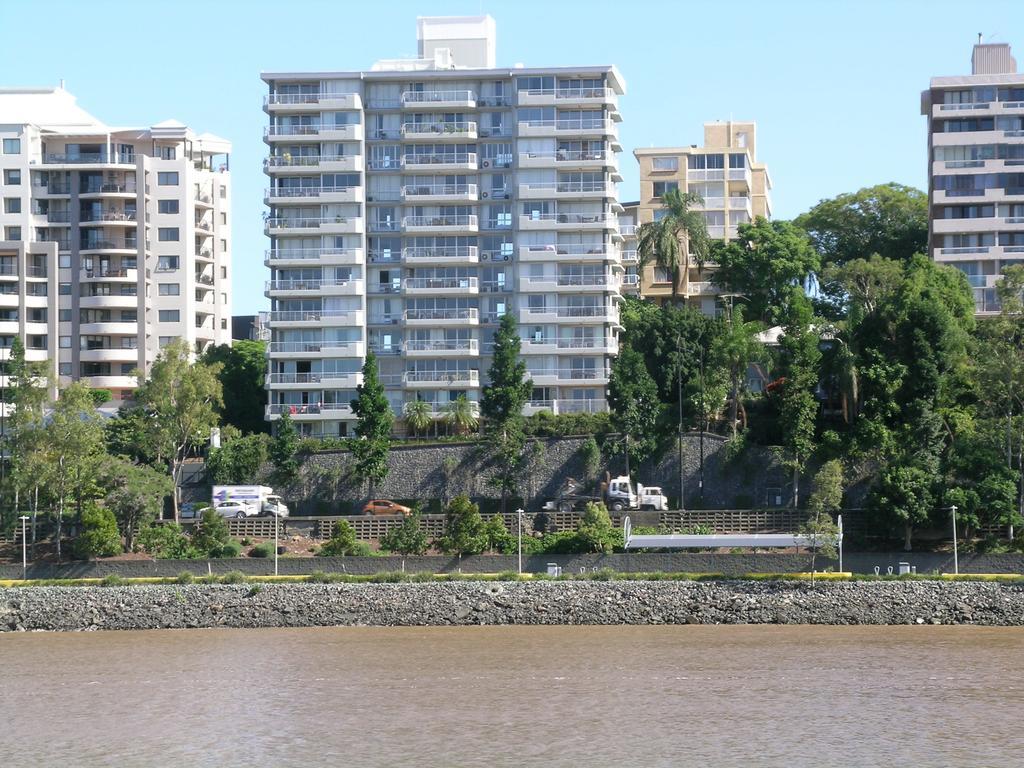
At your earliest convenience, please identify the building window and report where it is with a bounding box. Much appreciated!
[3,169,20,185]
[59,282,71,295]
[58,363,72,376]
[58,253,71,268]
[3,197,20,214]
[157,171,179,185]
[653,267,671,283]
[59,309,71,322]
[220,212,227,224]
[158,283,180,296]
[729,153,746,168]
[651,156,678,172]
[220,266,227,279]
[159,336,175,347]
[220,185,226,198]
[2,138,20,154]
[220,238,227,251]
[157,256,179,271]
[59,336,72,348]
[158,227,179,241]
[221,292,227,304]
[158,310,180,322]
[6,226,20,241]
[158,199,179,214]
[120,363,135,375]
[159,146,176,160]
[652,181,678,198]
[653,209,669,222]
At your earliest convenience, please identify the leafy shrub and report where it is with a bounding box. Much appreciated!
[379,512,429,556]
[76,505,123,559]
[307,570,331,583]
[220,571,247,584]
[368,571,405,583]
[319,520,365,557]
[437,494,486,557]
[240,538,252,547]
[210,540,242,559]
[482,515,513,553]
[100,573,125,587]
[247,584,262,596]
[249,541,276,558]
[191,509,230,556]
[175,571,195,584]
[138,523,196,559]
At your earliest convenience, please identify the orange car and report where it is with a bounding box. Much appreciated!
[362,499,413,516]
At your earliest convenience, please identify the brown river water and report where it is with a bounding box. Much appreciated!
[1,625,1022,767]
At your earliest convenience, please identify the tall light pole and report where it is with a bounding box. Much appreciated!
[273,513,279,577]
[516,508,524,575]
[19,515,28,580]
[951,504,959,576]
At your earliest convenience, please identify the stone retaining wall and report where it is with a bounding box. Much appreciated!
[3,551,1024,580]
[3,580,1023,632]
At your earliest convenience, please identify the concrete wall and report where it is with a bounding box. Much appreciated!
[4,551,1023,580]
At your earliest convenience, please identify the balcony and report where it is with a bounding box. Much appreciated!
[687,169,726,182]
[404,339,479,357]
[523,337,619,355]
[264,216,364,235]
[266,309,363,327]
[264,92,362,111]
[80,238,138,253]
[517,87,617,108]
[517,118,618,139]
[519,274,618,293]
[264,247,362,266]
[400,90,477,109]
[402,369,480,388]
[518,306,619,325]
[518,180,615,200]
[265,278,363,296]
[621,249,638,264]
[39,182,71,196]
[404,276,478,295]
[401,183,477,202]
[402,246,479,265]
[403,308,479,326]
[264,123,363,142]
[728,167,752,185]
[621,273,639,290]
[78,321,138,335]
[80,211,138,226]
[401,121,477,141]
[518,212,617,231]
[402,214,478,234]
[79,293,139,309]
[265,340,365,357]
[80,180,137,196]
[518,244,615,263]
[518,149,620,174]
[41,152,134,166]
[401,153,477,172]
[264,186,360,204]
[81,267,138,282]
[527,368,610,387]
[265,154,363,174]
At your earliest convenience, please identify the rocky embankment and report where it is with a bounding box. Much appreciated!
[2,580,1024,632]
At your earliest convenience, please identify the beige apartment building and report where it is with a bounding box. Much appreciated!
[0,86,232,406]
[262,16,627,438]
[633,121,771,312]
[922,42,1024,314]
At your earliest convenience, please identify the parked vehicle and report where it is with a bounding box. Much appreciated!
[542,475,669,513]
[211,486,289,517]
[214,501,253,519]
[362,499,413,516]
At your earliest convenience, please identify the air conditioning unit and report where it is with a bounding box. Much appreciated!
[480,130,490,137]
[501,192,510,200]
[501,254,511,261]
[482,160,491,168]
[481,191,489,199]
[367,195,374,201]
[481,253,490,261]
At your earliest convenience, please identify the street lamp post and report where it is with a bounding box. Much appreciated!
[19,515,28,580]
[274,514,279,577]
[675,334,685,512]
[516,508,524,575]
[951,504,959,576]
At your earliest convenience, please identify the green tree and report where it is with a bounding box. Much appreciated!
[269,411,300,487]
[201,340,268,434]
[438,494,486,561]
[137,522,196,559]
[133,339,223,521]
[482,514,513,553]
[206,433,269,485]
[777,289,821,508]
[3,336,49,527]
[87,389,113,408]
[480,313,532,512]
[867,464,935,551]
[575,501,622,554]
[403,399,433,438]
[39,383,105,561]
[191,507,231,557]
[636,188,710,302]
[802,459,844,581]
[75,504,122,559]
[608,344,663,475]
[711,218,820,325]
[103,406,159,465]
[710,304,764,438]
[379,511,429,556]
[319,520,365,556]
[579,436,602,492]
[444,395,479,436]
[350,352,393,495]
[99,456,173,551]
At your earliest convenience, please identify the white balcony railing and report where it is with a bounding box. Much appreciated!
[402,153,477,167]
[267,310,361,323]
[401,121,476,136]
[402,183,477,197]
[403,214,478,228]
[404,339,479,353]
[404,277,478,291]
[400,90,476,104]
[266,278,362,292]
[404,308,479,322]
[403,246,478,261]
[265,186,357,199]
[265,248,359,261]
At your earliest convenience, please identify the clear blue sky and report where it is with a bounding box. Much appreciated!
[3,0,1023,313]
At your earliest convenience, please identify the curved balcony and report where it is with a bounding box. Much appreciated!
[80,212,138,227]
[79,238,139,254]
[79,347,139,363]
[80,374,138,389]
[80,268,138,282]
[79,294,139,309]
[78,321,138,335]
[79,181,138,198]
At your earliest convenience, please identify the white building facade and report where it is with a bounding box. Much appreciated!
[263,16,626,437]
[0,87,232,403]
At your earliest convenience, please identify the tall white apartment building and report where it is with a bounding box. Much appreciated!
[922,41,1024,314]
[262,16,626,437]
[0,87,232,403]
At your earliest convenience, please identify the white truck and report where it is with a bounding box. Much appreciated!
[211,486,290,517]
[543,476,669,513]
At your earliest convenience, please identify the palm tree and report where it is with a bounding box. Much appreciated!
[444,395,479,436]
[710,304,764,439]
[636,188,711,303]
[403,399,433,439]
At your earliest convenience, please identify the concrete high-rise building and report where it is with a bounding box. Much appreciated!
[633,121,771,312]
[0,86,231,404]
[262,16,626,437]
[922,41,1024,314]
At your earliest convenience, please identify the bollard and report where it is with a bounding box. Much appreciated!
[898,562,911,576]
